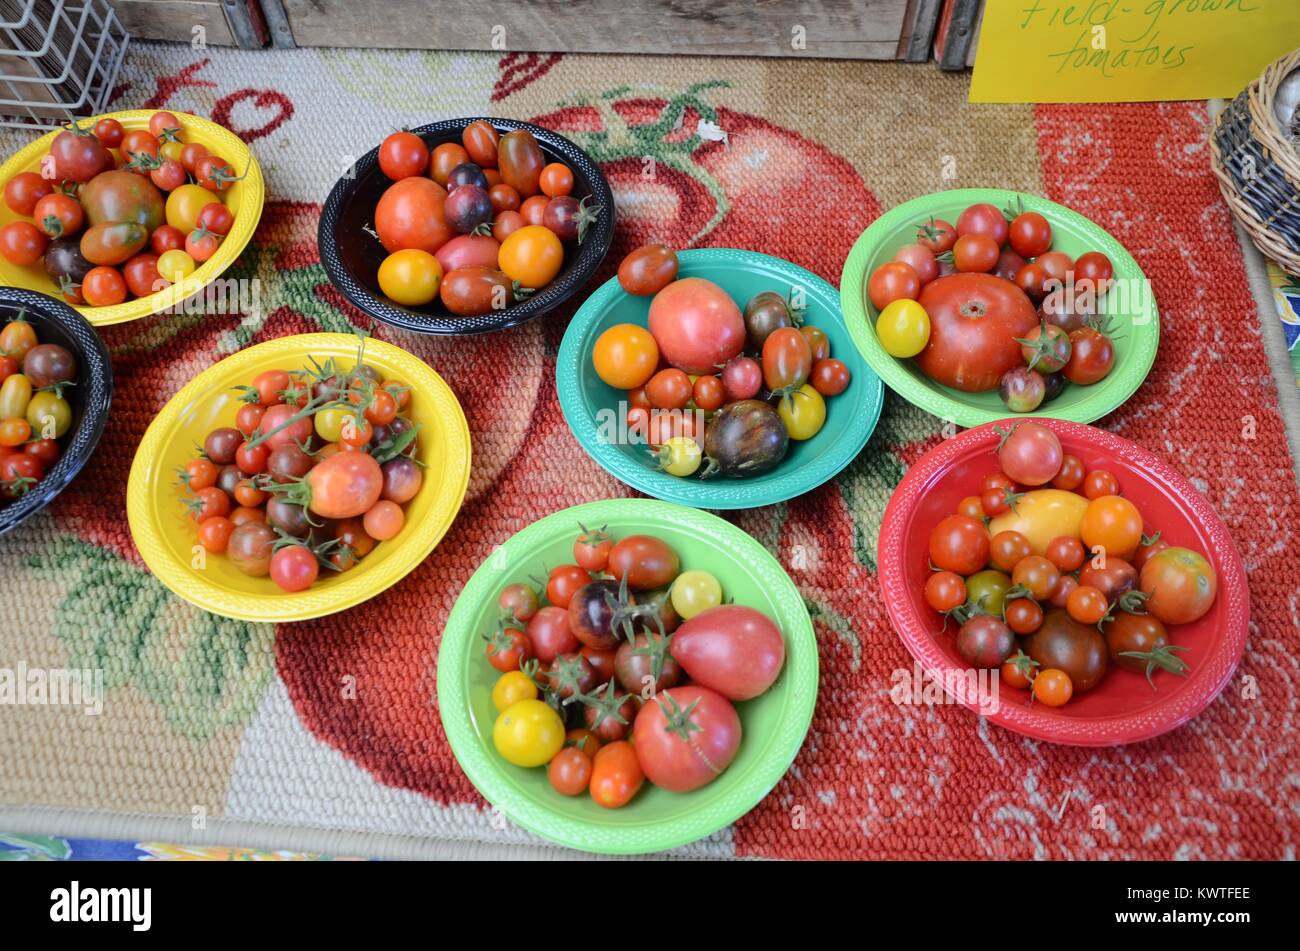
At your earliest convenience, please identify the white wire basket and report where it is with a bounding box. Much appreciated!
[0,0,129,131]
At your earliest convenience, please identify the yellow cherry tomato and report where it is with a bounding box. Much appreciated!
[499,225,563,288]
[377,249,442,306]
[157,249,195,284]
[25,390,71,439]
[492,670,539,712]
[0,372,32,420]
[655,435,702,477]
[987,489,1090,557]
[492,698,565,768]
[777,384,826,440]
[670,569,723,620]
[876,298,930,358]
[313,406,349,443]
[160,139,185,163]
[592,323,658,389]
[164,183,213,233]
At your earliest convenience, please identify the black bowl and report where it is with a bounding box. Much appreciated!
[318,117,616,335]
[0,288,112,538]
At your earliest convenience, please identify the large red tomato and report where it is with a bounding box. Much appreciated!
[375,177,453,254]
[669,604,785,700]
[632,686,742,792]
[646,277,745,374]
[915,274,1039,392]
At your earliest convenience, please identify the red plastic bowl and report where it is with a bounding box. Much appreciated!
[878,419,1249,746]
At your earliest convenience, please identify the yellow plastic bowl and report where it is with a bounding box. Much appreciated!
[126,334,471,622]
[0,109,264,326]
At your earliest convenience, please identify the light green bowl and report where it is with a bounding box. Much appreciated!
[840,188,1159,428]
[436,499,817,855]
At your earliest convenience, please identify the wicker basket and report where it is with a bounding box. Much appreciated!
[1211,48,1300,276]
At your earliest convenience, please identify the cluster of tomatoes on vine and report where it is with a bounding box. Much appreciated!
[925,422,1217,708]
[484,526,785,807]
[2,111,242,306]
[871,199,1120,412]
[176,349,423,593]
[371,121,601,315]
[0,312,77,501]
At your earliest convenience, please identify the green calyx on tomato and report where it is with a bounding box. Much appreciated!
[1116,643,1190,689]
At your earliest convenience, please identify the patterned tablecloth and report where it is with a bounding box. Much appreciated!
[2,43,1299,860]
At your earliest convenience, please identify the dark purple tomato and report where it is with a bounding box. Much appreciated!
[568,579,628,650]
[445,162,488,193]
[266,497,310,537]
[1024,609,1109,692]
[542,195,581,241]
[703,400,788,478]
[444,185,493,234]
[22,343,76,388]
[1042,371,1068,402]
[743,291,794,351]
[216,463,244,499]
[380,456,422,503]
[204,427,242,466]
[266,443,313,483]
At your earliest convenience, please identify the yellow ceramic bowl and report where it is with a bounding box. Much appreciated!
[0,109,265,326]
[126,334,471,622]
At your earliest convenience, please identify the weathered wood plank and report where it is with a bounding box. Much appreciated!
[279,0,911,59]
[108,0,237,47]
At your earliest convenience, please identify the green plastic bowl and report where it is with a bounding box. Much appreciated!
[557,248,883,509]
[839,188,1159,428]
[437,499,818,854]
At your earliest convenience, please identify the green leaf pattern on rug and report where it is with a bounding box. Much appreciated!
[318,48,498,116]
[215,244,358,354]
[554,82,733,244]
[0,834,72,861]
[28,536,275,740]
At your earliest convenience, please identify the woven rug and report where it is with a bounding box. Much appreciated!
[1,44,1298,861]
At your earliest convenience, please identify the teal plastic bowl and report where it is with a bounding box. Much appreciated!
[840,188,1159,428]
[557,248,884,509]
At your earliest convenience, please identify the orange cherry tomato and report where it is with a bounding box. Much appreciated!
[1066,585,1108,625]
[197,516,234,552]
[1079,495,1143,561]
[589,740,643,809]
[1033,668,1073,707]
[519,194,549,227]
[539,162,574,197]
[498,224,562,288]
[592,323,658,389]
[429,142,470,186]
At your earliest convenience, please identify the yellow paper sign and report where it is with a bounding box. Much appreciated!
[970,0,1300,103]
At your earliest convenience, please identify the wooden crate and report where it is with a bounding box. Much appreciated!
[108,0,266,48]
[272,0,917,59]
